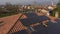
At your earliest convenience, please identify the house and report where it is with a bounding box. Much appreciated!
[48,5,56,10]
[48,0,57,10]
[0,13,59,34]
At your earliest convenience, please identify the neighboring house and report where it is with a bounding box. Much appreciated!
[48,0,57,10]
[48,5,56,10]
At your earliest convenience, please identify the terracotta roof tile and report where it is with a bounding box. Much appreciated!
[0,14,22,34]
[8,20,27,34]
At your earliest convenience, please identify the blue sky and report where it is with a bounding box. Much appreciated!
[0,0,59,5]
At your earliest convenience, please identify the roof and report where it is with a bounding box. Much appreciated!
[0,13,58,34]
[8,20,27,34]
[0,14,22,34]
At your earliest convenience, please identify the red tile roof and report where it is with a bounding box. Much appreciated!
[8,20,27,34]
[0,14,22,34]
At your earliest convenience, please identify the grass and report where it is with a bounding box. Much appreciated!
[0,12,20,18]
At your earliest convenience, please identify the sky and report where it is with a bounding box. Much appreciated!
[0,0,59,5]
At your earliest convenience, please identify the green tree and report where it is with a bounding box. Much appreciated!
[53,3,60,18]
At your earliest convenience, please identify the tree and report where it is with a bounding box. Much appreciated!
[53,3,60,18]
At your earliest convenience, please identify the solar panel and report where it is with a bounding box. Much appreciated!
[20,18,39,26]
[24,13,38,18]
[20,15,49,26]
[32,19,60,34]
